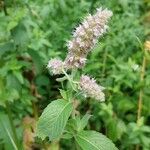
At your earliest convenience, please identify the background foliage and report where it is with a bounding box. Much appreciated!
[0,0,150,149]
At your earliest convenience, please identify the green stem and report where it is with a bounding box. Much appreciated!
[5,101,19,149]
[62,70,77,91]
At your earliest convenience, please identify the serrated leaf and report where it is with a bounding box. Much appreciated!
[36,99,73,141]
[75,130,118,150]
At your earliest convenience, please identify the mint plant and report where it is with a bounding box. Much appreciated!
[36,7,118,150]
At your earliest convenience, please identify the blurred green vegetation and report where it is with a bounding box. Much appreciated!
[0,0,150,149]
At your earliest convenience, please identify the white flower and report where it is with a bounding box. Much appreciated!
[64,54,87,69]
[67,41,74,49]
[47,58,64,75]
[79,75,105,101]
[65,7,113,69]
[83,21,89,29]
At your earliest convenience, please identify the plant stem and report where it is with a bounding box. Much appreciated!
[71,70,77,119]
[32,101,38,121]
[62,70,76,91]
[5,101,19,149]
[136,49,146,150]
[137,52,146,123]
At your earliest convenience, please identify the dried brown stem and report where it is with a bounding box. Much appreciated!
[137,52,146,123]
[136,49,146,150]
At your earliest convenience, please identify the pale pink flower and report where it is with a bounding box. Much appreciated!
[47,58,64,75]
[64,7,112,69]
[64,54,86,69]
[79,75,105,101]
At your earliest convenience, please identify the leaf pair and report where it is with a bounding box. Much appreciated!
[36,99,118,150]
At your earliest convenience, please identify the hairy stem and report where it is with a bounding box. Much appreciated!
[62,70,76,91]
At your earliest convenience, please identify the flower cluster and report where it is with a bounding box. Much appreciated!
[47,58,64,75]
[47,8,112,72]
[47,7,112,101]
[79,75,105,101]
[65,8,113,69]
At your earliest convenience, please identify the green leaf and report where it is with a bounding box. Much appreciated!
[11,22,29,46]
[0,113,17,150]
[107,118,118,141]
[0,42,15,57]
[78,114,91,131]
[13,71,24,84]
[62,132,73,139]
[75,130,118,150]
[6,74,21,92]
[59,89,73,101]
[59,89,67,100]
[36,99,73,141]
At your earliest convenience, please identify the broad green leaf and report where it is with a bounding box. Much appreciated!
[36,99,73,141]
[75,130,118,150]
